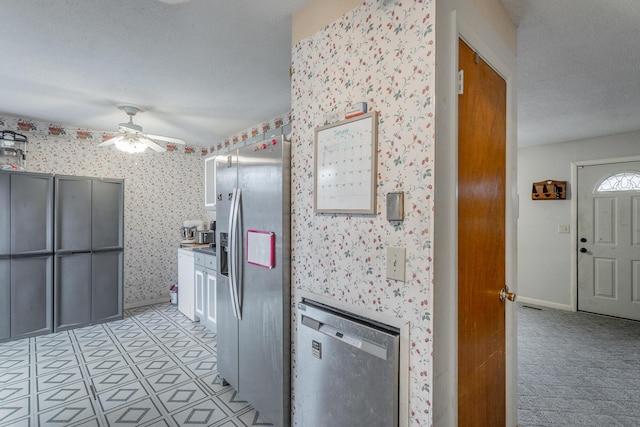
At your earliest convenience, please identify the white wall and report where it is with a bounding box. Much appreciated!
[517,130,640,309]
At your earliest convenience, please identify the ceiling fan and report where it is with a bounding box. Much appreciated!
[98,105,186,153]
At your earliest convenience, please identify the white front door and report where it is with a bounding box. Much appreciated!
[577,161,640,320]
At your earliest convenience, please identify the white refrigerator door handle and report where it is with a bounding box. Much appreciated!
[228,188,239,319]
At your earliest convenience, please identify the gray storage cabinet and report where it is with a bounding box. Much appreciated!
[0,259,10,341]
[0,171,54,341]
[11,256,53,339]
[53,175,124,332]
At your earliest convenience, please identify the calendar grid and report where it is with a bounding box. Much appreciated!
[314,111,377,214]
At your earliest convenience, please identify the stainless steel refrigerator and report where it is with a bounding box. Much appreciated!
[215,134,291,427]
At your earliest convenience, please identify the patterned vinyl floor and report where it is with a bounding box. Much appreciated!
[0,303,273,427]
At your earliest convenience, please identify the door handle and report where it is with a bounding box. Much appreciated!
[580,248,587,253]
[580,237,587,243]
[499,285,516,302]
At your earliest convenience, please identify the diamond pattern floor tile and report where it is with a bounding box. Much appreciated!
[237,408,274,426]
[37,380,90,412]
[104,397,162,426]
[36,354,80,376]
[134,355,178,377]
[37,366,84,392]
[0,396,30,424]
[81,346,123,364]
[97,380,150,412]
[0,303,274,427]
[171,398,229,426]
[156,380,209,413]
[38,397,96,426]
[127,346,170,364]
[0,365,30,385]
[145,367,192,393]
[0,355,31,370]
[0,380,30,403]
[85,356,130,377]
[91,367,139,393]
[36,346,77,363]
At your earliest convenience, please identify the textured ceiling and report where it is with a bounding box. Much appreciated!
[0,0,310,146]
[501,0,640,146]
[3,1,638,148]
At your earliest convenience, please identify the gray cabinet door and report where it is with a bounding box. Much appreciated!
[92,250,123,324]
[92,180,123,250]
[11,173,53,255]
[0,173,9,256]
[55,176,91,251]
[0,259,9,340]
[11,256,52,339]
[54,253,91,332]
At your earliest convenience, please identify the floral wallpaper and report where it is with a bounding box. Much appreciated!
[291,0,435,425]
[206,114,291,155]
[0,114,211,306]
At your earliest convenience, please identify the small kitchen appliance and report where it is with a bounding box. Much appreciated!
[196,230,214,244]
[181,219,204,243]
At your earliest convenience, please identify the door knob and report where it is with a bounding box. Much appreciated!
[580,237,587,243]
[499,286,516,302]
[580,248,587,253]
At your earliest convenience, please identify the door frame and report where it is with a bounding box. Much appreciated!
[434,3,518,426]
[570,155,640,312]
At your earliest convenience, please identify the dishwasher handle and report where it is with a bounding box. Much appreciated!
[300,314,389,361]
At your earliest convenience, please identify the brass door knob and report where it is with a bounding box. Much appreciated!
[499,286,516,302]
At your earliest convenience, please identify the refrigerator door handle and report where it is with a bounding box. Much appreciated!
[232,188,243,320]
[228,188,239,320]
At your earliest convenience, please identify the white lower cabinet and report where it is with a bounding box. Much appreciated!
[194,267,205,320]
[205,270,216,327]
[194,250,216,332]
[178,249,196,321]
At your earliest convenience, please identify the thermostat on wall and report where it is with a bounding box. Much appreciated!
[345,102,367,119]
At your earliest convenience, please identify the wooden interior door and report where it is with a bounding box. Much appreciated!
[457,38,508,426]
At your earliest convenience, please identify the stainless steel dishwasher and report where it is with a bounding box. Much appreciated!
[296,299,400,427]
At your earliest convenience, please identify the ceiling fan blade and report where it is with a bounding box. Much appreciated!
[145,133,186,144]
[140,137,167,152]
[97,137,118,147]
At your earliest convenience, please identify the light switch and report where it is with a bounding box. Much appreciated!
[558,224,570,234]
[386,246,406,282]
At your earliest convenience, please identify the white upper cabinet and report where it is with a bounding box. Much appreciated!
[204,156,216,210]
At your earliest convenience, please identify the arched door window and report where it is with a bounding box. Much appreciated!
[596,171,640,192]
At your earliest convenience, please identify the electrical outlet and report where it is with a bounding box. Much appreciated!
[558,224,570,234]
[386,246,406,282]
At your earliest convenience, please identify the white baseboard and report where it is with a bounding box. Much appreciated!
[517,296,573,312]
[124,297,171,310]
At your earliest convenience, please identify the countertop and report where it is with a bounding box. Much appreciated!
[192,246,216,256]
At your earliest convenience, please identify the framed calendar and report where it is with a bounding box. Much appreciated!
[314,111,378,214]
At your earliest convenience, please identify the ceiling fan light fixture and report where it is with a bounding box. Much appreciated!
[97,104,186,153]
[114,136,147,154]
